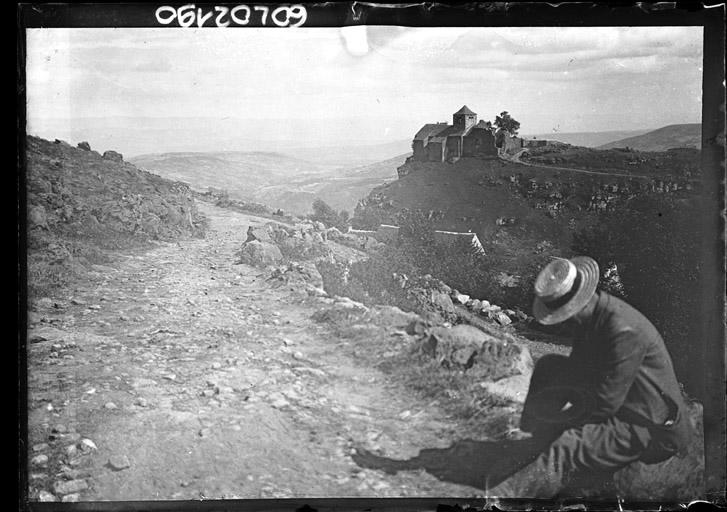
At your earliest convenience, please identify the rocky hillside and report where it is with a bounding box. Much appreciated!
[598,123,701,151]
[351,152,703,396]
[25,136,206,296]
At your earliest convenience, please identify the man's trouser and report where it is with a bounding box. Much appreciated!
[486,354,646,498]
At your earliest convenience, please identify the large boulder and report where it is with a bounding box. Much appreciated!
[421,324,486,368]
[420,324,533,380]
[77,141,91,151]
[614,399,705,500]
[430,290,456,315]
[102,150,123,162]
[237,240,283,268]
[245,225,273,243]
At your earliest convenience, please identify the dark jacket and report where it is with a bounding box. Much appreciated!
[570,291,691,457]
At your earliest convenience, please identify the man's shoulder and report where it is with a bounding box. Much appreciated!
[597,292,660,342]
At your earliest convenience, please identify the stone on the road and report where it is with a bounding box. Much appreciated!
[108,455,131,471]
[31,454,49,466]
[37,490,58,502]
[270,393,290,409]
[61,467,85,480]
[62,494,80,502]
[50,431,81,443]
[237,240,283,268]
[32,443,50,452]
[104,402,118,410]
[80,438,98,451]
[53,478,88,495]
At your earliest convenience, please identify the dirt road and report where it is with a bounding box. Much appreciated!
[26,201,489,501]
[504,150,650,179]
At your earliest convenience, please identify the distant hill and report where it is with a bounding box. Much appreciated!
[129,151,326,199]
[131,148,410,216]
[524,129,652,148]
[287,140,412,168]
[29,116,413,163]
[252,153,409,214]
[597,124,701,151]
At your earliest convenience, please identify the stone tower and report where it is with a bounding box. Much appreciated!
[453,105,477,131]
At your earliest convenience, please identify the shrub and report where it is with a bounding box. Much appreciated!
[309,198,350,231]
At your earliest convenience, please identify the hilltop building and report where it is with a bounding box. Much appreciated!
[412,106,523,163]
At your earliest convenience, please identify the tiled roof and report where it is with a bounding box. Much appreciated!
[454,105,476,115]
[439,124,474,138]
[413,123,449,141]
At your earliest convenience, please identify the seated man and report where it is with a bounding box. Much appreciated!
[488,256,692,497]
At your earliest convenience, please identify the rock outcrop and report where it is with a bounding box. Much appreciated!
[237,240,283,268]
[240,221,331,263]
[102,150,123,162]
[419,324,533,382]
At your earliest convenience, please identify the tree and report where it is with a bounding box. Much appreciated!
[494,111,521,136]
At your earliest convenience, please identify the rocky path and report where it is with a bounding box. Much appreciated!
[26,201,487,501]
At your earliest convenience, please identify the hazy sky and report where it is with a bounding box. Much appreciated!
[26,26,703,153]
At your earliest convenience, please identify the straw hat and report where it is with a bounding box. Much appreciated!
[532,256,600,325]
